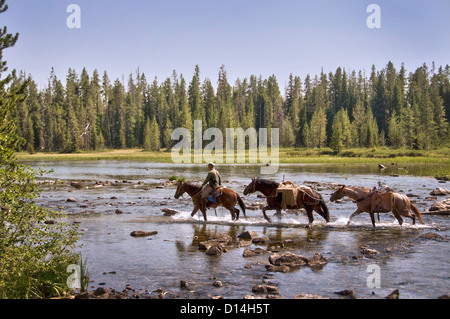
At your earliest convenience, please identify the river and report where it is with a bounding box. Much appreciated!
[29,160,449,299]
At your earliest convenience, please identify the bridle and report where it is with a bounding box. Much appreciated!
[246,179,257,194]
[176,182,202,199]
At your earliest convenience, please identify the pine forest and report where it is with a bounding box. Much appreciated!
[10,62,450,154]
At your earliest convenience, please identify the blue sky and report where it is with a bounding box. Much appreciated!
[3,0,449,89]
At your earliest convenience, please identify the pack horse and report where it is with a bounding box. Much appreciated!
[243,178,330,227]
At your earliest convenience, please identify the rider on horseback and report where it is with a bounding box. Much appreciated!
[200,163,222,207]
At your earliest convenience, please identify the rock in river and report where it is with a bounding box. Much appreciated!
[308,252,328,269]
[269,252,309,268]
[252,284,279,294]
[429,197,450,213]
[430,187,450,196]
[205,242,224,256]
[130,230,158,237]
[238,231,259,239]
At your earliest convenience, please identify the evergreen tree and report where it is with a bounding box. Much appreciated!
[216,65,233,131]
[162,113,173,149]
[352,103,366,147]
[199,78,215,129]
[330,108,352,152]
[285,74,301,145]
[309,107,327,148]
[387,110,404,148]
[111,79,126,148]
[8,61,450,153]
[0,1,80,298]
[363,105,379,147]
[149,115,161,151]
[266,75,283,130]
[189,65,205,124]
[142,117,151,151]
[176,75,192,132]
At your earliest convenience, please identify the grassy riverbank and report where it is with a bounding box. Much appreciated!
[17,147,450,164]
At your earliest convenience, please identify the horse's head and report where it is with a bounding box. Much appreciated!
[243,177,257,195]
[330,185,345,202]
[174,181,185,199]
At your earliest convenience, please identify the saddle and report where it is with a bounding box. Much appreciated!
[207,186,224,203]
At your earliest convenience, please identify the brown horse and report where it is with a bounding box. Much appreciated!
[174,182,246,221]
[243,178,330,226]
[330,185,424,227]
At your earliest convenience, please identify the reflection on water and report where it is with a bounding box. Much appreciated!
[32,161,449,299]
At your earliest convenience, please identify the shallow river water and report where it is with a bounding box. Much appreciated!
[29,161,449,299]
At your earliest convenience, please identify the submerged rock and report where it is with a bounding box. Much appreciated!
[335,289,356,299]
[70,181,83,189]
[267,251,328,272]
[419,232,445,241]
[200,233,235,255]
[252,236,269,244]
[180,280,189,289]
[361,247,379,256]
[430,188,450,196]
[294,294,329,299]
[429,198,450,211]
[269,252,308,268]
[243,248,267,257]
[209,233,234,245]
[130,230,158,237]
[265,264,290,273]
[206,243,223,256]
[238,231,259,239]
[308,252,328,269]
[386,289,400,299]
[162,208,181,216]
[252,284,279,294]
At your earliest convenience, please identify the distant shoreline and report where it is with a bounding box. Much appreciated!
[16,147,450,164]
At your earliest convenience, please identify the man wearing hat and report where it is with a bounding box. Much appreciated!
[200,162,222,205]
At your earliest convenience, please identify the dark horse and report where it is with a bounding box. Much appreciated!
[174,182,246,221]
[243,178,330,226]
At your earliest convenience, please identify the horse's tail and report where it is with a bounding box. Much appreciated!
[410,202,425,225]
[320,199,330,223]
[237,194,247,218]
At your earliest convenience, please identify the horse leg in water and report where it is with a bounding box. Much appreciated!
[305,206,315,228]
[369,211,377,227]
[276,208,282,221]
[393,209,409,225]
[347,208,363,225]
[227,208,236,221]
[199,201,207,221]
[234,208,240,221]
[191,205,199,218]
[262,206,271,222]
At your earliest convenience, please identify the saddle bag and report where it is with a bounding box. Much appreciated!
[276,184,298,209]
